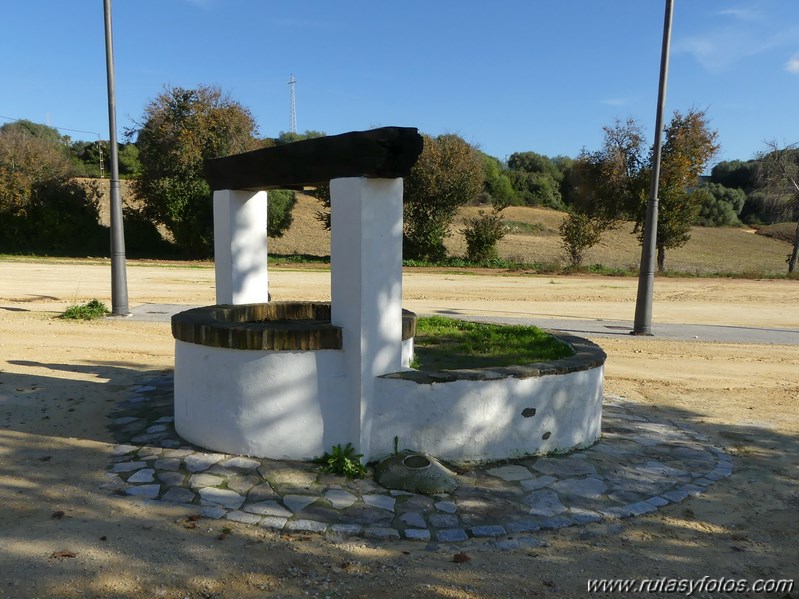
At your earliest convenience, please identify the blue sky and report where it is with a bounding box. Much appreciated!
[2,0,798,165]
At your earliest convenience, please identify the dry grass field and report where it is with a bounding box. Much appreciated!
[267,194,795,276]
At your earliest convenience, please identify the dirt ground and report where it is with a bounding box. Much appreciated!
[0,259,797,598]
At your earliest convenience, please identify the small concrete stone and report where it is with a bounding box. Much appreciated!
[221,456,261,470]
[112,444,138,456]
[429,513,459,528]
[364,527,401,539]
[487,465,533,481]
[161,487,196,504]
[324,489,357,509]
[644,495,670,508]
[113,461,147,473]
[146,424,169,434]
[247,482,278,501]
[470,525,506,538]
[126,484,160,499]
[259,516,288,530]
[661,488,690,503]
[158,471,185,487]
[436,528,469,543]
[162,449,194,459]
[597,505,635,519]
[363,494,396,512]
[520,475,557,491]
[226,510,262,524]
[550,476,608,499]
[286,519,328,533]
[198,487,244,509]
[539,515,574,529]
[155,416,174,424]
[153,458,181,471]
[199,506,227,519]
[132,385,156,393]
[112,417,140,426]
[399,511,427,528]
[226,474,262,495]
[127,469,155,484]
[434,500,458,514]
[505,519,542,533]
[283,495,317,513]
[185,453,226,473]
[329,524,362,535]
[138,446,163,458]
[404,528,431,541]
[189,473,225,489]
[626,501,658,516]
[526,489,567,517]
[568,508,602,524]
[243,501,292,518]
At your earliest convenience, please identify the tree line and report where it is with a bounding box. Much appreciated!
[1,84,797,272]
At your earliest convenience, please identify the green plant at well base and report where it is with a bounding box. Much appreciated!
[59,299,109,320]
[317,443,368,479]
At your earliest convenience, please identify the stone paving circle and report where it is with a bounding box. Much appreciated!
[103,373,732,545]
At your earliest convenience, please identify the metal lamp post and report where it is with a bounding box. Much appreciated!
[632,0,674,335]
[103,0,129,316]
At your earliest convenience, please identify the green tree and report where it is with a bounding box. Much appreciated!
[481,153,516,205]
[695,182,745,226]
[0,122,105,254]
[462,207,508,262]
[755,142,799,272]
[266,189,297,238]
[559,212,605,267]
[132,85,260,257]
[403,133,484,261]
[507,151,564,208]
[637,109,719,271]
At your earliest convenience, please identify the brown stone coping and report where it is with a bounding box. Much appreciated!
[172,302,417,351]
[381,333,606,384]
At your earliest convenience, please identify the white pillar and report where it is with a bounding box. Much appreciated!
[330,177,404,462]
[213,189,269,305]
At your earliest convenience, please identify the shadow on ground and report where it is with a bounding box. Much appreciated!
[0,360,797,597]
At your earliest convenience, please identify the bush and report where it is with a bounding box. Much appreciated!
[267,189,297,238]
[559,212,605,267]
[695,183,744,226]
[462,209,507,262]
[0,179,107,255]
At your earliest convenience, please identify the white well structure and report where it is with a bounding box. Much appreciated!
[172,128,605,465]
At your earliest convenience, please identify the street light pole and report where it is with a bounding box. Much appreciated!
[632,0,674,335]
[103,0,129,316]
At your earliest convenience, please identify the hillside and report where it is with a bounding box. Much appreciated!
[268,194,794,276]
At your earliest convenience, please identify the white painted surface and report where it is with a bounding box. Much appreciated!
[371,367,604,464]
[330,177,404,461]
[174,336,603,463]
[174,340,349,459]
[213,189,269,305]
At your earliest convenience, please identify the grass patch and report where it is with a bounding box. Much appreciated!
[505,220,547,235]
[413,316,574,370]
[59,299,109,320]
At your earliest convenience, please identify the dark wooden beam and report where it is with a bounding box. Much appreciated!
[204,126,424,191]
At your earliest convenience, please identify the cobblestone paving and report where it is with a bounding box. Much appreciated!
[104,374,732,544]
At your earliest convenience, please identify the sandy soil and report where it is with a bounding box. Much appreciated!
[0,259,797,598]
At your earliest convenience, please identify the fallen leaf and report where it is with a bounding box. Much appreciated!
[39,456,52,462]
[50,550,76,559]
[217,533,227,540]
[452,552,471,563]
[99,536,107,542]
[51,510,65,520]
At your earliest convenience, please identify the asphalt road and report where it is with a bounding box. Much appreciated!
[130,303,799,345]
